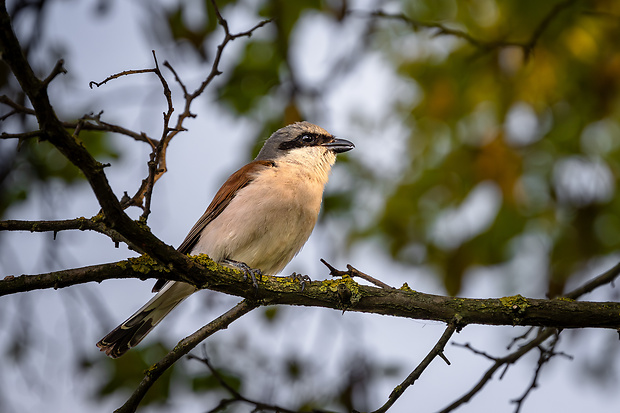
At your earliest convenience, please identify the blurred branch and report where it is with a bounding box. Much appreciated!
[510,333,572,413]
[442,328,558,413]
[371,318,460,413]
[115,299,259,413]
[188,350,306,413]
[3,256,620,331]
[364,0,578,60]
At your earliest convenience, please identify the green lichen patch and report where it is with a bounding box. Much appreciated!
[190,254,219,271]
[399,283,414,292]
[499,294,530,313]
[118,255,170,274]
[318,276,362,304]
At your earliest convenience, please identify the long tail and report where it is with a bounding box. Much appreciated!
[96,281,196,358]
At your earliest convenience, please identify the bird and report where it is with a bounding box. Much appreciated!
[96,121,354,358]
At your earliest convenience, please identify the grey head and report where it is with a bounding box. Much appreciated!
[255,121,354,161]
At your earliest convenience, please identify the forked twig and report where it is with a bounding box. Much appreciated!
[320,258,394,289]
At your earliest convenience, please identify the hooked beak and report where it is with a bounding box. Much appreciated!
[322,138,355,153]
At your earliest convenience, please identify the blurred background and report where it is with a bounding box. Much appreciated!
[1,0,620,412]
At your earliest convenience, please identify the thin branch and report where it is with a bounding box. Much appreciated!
[563,259,620,299]
[88,68,157,89]
[0,216,135,249]
[139,50,174,221]
[64,113,159,148]
[0,129,45,140]
[0,94,158,145]
[115,299,259,413]
[452,342,500,362]
[371,318,461,413]
[191,0,272,100]
[120,4,272,217]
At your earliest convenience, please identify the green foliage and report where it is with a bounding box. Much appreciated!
[95,342,172,405]
[192,369,242,392]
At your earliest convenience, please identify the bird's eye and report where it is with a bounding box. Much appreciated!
[301,134,314,143]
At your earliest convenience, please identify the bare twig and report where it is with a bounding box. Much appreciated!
[41,59,67,86]
[68,112,159,148]
[115,299,259,413]
[321,258,394,289]
[371,317,461,413]
[89,68,157,89]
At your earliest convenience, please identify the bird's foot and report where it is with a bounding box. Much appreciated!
[224,259,262,289]
[289,272,311,292]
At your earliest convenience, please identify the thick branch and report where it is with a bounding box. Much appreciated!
[3,256,620,330]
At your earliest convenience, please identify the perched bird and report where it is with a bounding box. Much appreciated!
[97,121,354,358]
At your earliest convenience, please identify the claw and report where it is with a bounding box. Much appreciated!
[290,272,311,291]
[224,259,262,289]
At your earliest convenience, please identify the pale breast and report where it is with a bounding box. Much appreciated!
[191,162,326,275]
